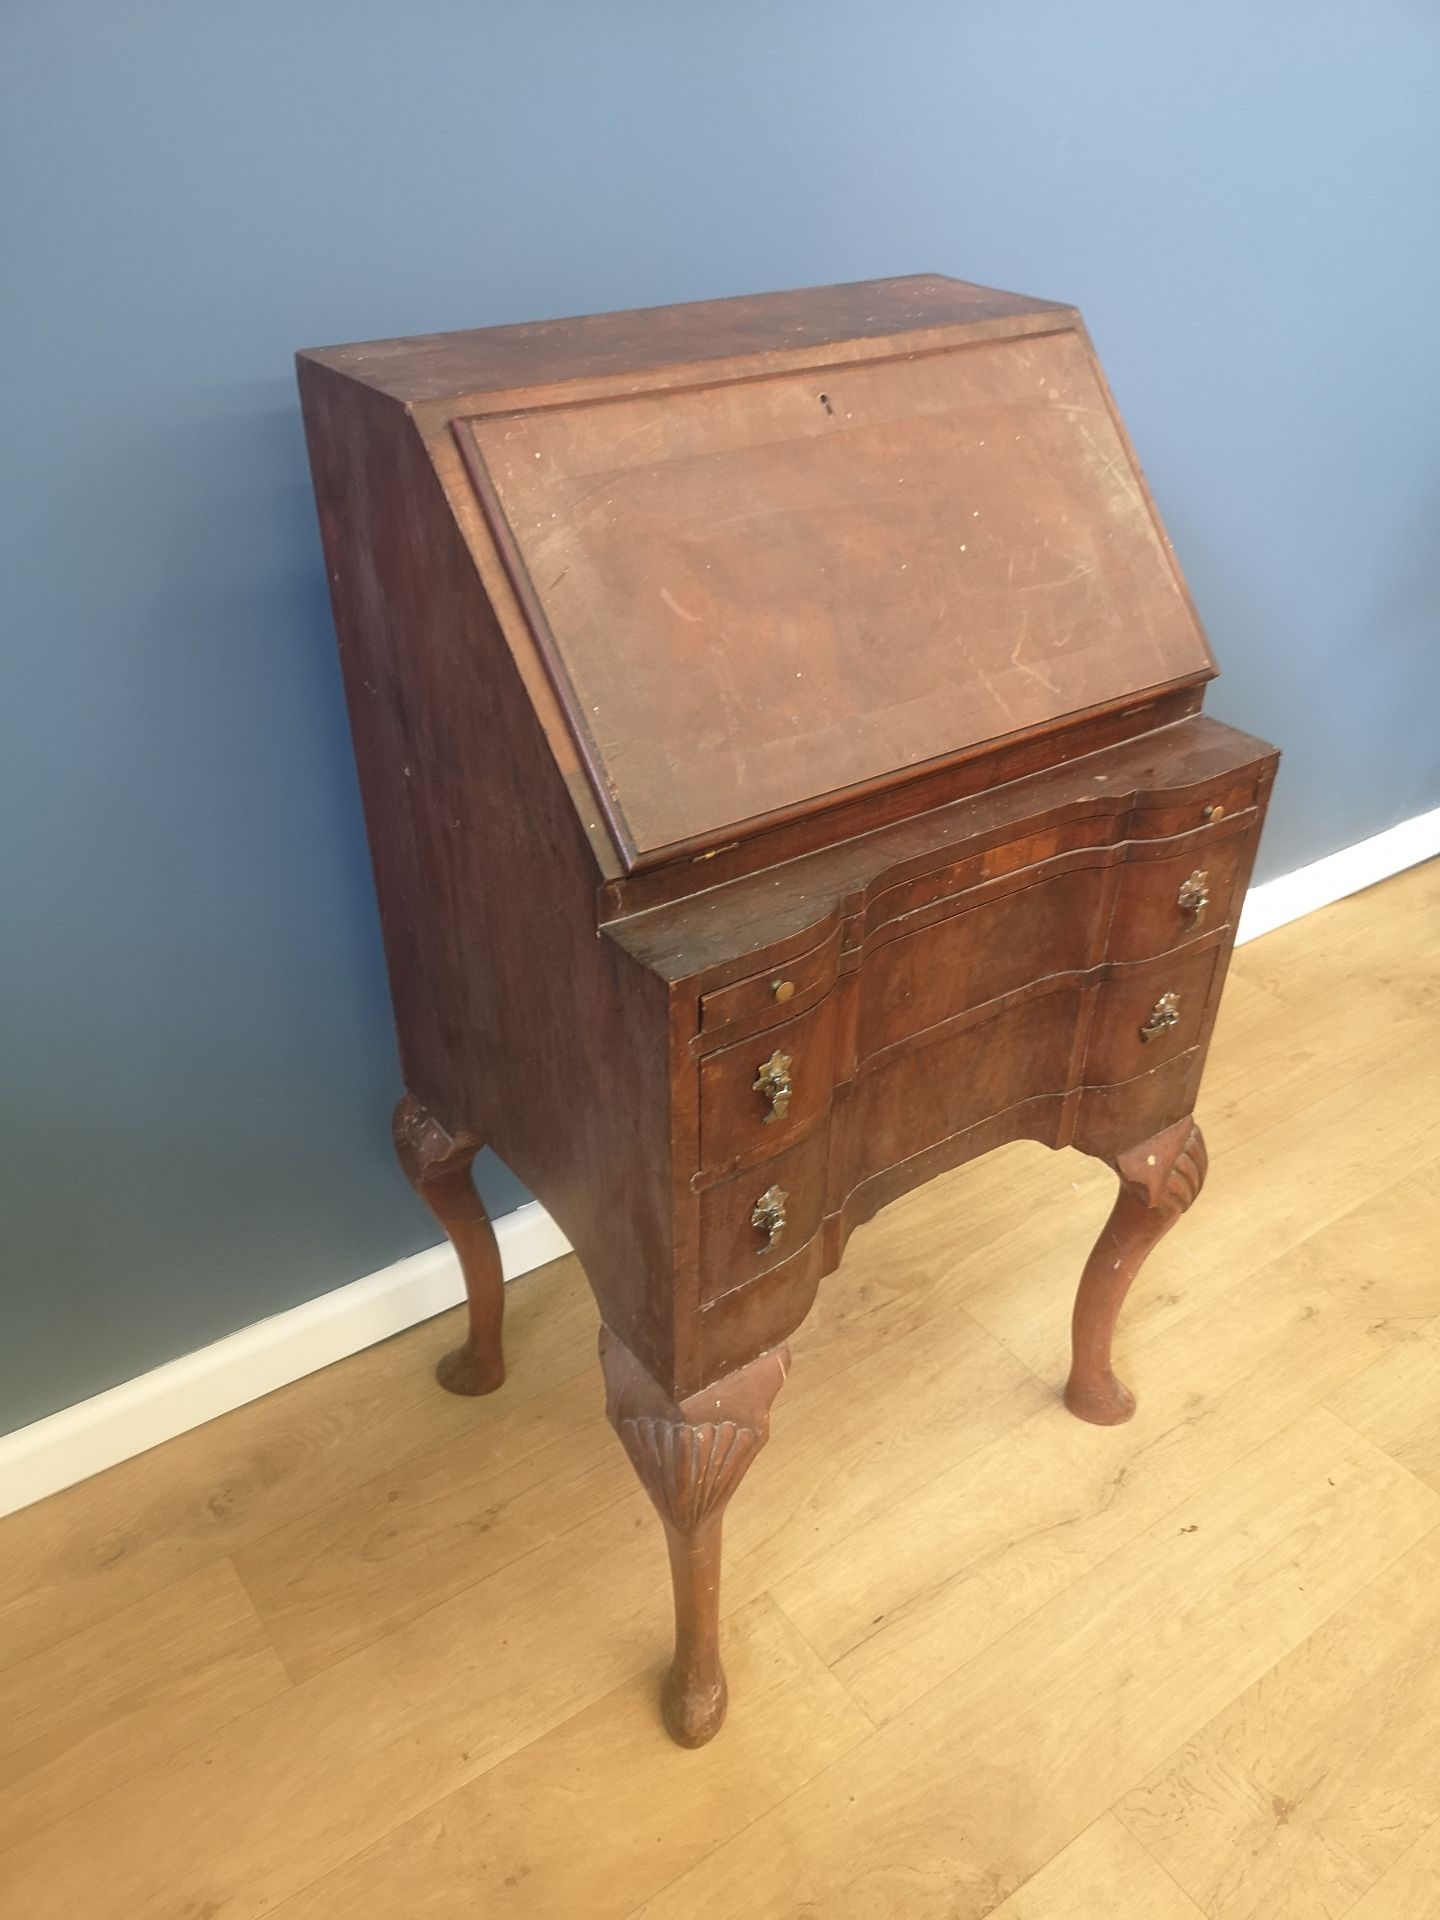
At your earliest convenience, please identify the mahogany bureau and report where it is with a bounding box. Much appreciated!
[298,274,1277,1747]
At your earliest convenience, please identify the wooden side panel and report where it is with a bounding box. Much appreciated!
[297,361,679,1383]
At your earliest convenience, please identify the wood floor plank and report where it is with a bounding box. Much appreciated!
[960,1044,1440,1390]
[716,1304,1047,1615]
[0,1486,681,1920]
[1199,984,1435,1163]
[984,1814,1206,1919]
[0,1253,597,1673]
[1345,1817,1440,1920]
[231,1373,634,1680]
[235,1222,1043,1682]
[627,1410,1440,1920]
[777,1127,1110,1399]
[1329,1316,1440,1496]
[0,1559,289,1852]
[774,1160,1440,1718]
[1114,1525,1440,1919]
[1233,857,1440,1006]
[1191,860,1439,1151]
[0,1325,1036,1918]
[268,1595,872,1920]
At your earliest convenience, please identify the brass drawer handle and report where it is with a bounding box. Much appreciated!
[771,978,796,1004]
[1140,992,1182,1043]
[753,1049,793,1123]
[1177,869,1210,924]
[751,1184,788,1251]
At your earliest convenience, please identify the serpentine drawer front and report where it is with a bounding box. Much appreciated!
[699,938,837,1038]
[1083,941,1226,1082]
[1108,823,1252,960]
[856,857,1108,1059]
[698,994,838,1173]
[301,272,1278,1752]
[697,1127,829,1307]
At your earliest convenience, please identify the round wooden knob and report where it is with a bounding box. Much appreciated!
[771,978,796,1003]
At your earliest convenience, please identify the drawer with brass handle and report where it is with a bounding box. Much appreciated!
[698,993,837,1174]
[1129,778,1258,839]
[1176,870,1210,923]
[698,935,837,1037]
[1106,829,1249,962]
[752,1050,793,1124]
[1084,942,1223,1084]
[750,1184,788,1250]
[1139,990,1182,1042]
[697,1128,827,1306]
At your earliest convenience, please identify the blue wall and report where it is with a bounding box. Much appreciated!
[3,2,1438,1433]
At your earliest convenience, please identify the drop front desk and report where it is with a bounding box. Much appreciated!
[299,275,1277,1746]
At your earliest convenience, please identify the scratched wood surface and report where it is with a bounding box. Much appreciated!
[0,856,1437,1919]
[465,323,1212,856]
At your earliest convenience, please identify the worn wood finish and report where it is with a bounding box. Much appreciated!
[458,324,1213,859]
[298,274,1277,1745]
[1065,1115,1208,1424]
[599,1328,790,1746]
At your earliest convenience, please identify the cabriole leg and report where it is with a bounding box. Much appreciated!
[1066,1115,1208,1426]
[599,1327,790,1748]
[393,1093,506,1396]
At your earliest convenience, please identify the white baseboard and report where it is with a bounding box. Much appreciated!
[2,805,1436,1520]
[1236,802,1440,945]
[0,1202,571,1520]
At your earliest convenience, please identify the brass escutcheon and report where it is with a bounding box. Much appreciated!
[1177,869,1210,923]
[1140,991,1182,1043]
[751,1185,788,1250]
[753,1048,793,1123]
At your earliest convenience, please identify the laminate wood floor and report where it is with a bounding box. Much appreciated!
[2,858,1438,1919]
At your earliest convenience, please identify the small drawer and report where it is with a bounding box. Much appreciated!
[1106,826,1251,962]
[698,1128,827,1305]
[1084,944,1222,1085]
[699,937,837,1036]
[699,993,837,1173]
[1130,780,1257,839]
